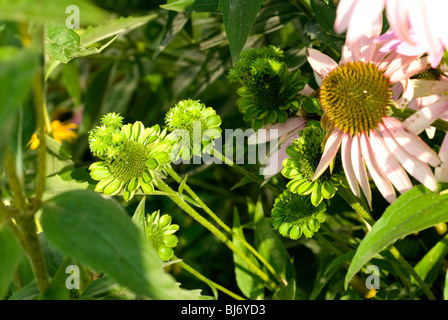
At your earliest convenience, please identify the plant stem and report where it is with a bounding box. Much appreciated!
[338,187,436,300]
[172,255,245,300]
[212,149,283,194]
[314,232,377,299]
[166,166,283,283]
[155,178,278,291]
[16,215,50,293]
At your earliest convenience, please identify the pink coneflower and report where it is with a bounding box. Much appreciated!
[335,0,448,68]
[308,16,440,207]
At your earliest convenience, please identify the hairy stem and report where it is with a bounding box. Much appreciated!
[156,178,278,290]
[166,166,282,283]
[173,255,245,300]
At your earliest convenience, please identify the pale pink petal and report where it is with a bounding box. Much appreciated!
[382,117,441,167]
[298,83,315,96]
[334,0,358,34]
[379,122,438,191]
[435,133,448,182]
[341,133,361,198]
[348,14,383,62]
[360,133,397,204]
[395,78,414,109]
[404,97,448,135]
[351,134,372,208]
[260,133,298,178]
[385,56,430,83]
[311,128,343,181]
[385,0,413,44]
[340,45,354,65]
[306,48,338,79]
[248,117,306,144]
[341,0,385,44]
[412,79,448,98]
[369,129,413,194]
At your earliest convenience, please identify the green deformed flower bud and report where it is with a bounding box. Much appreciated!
[146,210,179,261]
[228,45,307,130]
[282,124,344,206]
[88,113,173,201]
[271,191,326,240]
[165,99,222,160]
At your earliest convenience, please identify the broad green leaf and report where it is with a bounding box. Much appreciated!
[345,186,448,289]
[0,0,108,25]
[41,190,199,299]
[232,208,264,300]
[81,14,158,46]
[219,0,265,61]
[252,197,296,299]
[79,275,136,300]
[310,0,338,36]
[45,23,115,64]
[0,46,38,160]
[131,196,147,235]
[412,233,448,287]
[0,223,24,299]
[39,257,76,300]
[161,0,220,13]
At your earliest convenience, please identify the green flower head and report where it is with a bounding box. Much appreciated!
[281,124,344,206]
[146,210,179,261]
[228,45,307,130]
[165,99,222,160]
[88,113,173,201]
[271,191,326,240]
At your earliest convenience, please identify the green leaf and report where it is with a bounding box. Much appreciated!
[219,0,265,61]
[0,46,38,159]
[41,190,200,299]
[345,186,448,289]
[444,269,448,300]
[309,0,338,36]
[153,11,190,59]
[252,197,296,299]
[412,233,448,287]
[232,208,264,300]
[131,196,147,235]
[39,257,76,300]
[0,0,108,25]
[161,0,220,13]
[0,222,24,299]
[81,14,158,46]
[45,23,115,64]
[62,61,81,105]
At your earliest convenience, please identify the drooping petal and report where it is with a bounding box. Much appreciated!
[348,13,383,62]
[369,129,413,194]
[261,133,298,178]
[435,133,448,182]
[311,128,343,181]
[334,0,358,34]
[248,116,306,145]
[360,133,397,204]
[404,96,448,135]
[384,55,430,83]
[382,117,440,167]
[379,122,438,191]
[341,133,360,198]
[395,78,414,109]
[306,48,338,79]
[385,0,413,44]
[351,134,372,208]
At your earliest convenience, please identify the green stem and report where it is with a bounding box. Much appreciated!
[212,149,283,194]
[173,255,245,300]
[166,166,283,284]
[314,232,377,299]
[338,187,436,300]
[156,178,278,291]
[16,216,50,293]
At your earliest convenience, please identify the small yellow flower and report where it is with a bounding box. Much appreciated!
[27,120,78,150]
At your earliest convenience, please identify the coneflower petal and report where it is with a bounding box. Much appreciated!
[382,117,441,167]
[369,129,413,194]
[379,122,438,191]
[435,133,448,183]
[341,133,361,198]
[351,134,372,208]
[306,48,338,79]
[311,128,343,181]
[404,97,448,135]
[360,133,397,204]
